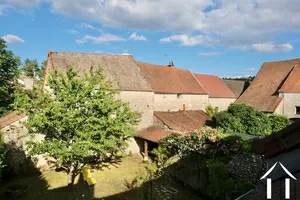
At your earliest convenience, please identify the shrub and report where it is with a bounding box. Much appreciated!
[0,135,6,169]
[269,114,291,132]
[205,105,219,117]
[214,111,245,133]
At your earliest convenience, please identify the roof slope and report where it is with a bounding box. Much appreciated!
[252,119,300,158]
[223,79,246,97]
[137,126,172,143]
[154,110,211,132]
[193,74,236,98]
[49,52,152,91]
[137,62,207,94]
[279,65,300,92]
[0,111,26,129]
[237,59,300,112]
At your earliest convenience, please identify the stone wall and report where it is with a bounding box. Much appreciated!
[1,117,54,175]
[208,97,236,111]
[279,93,300,118]
[153,93,209,111]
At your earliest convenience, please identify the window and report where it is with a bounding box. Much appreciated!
[296,106,300,114]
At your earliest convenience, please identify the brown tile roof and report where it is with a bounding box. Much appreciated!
[48,52,152,91]
[0,111,26,129]
[193,74,236,98]
[154,110,211,132]
[136,126,172,143]
[279,65,300,93]
[223,79,246,97]
[237,59,300,112]
[137,62,208,94]
[252,119,300,158]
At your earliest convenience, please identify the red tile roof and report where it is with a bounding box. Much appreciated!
[279,65,300,93]
[154,110,211,132]
[136,126,172,143]
[137,62,208,94]
[0,111,26,129]
[237,59,300,112]
[193,74,236,98]
[252,119,300,158]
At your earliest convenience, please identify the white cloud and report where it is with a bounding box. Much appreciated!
[223,75,253,79]
[244,67,256,72]
[199,51,223,56]
[160,34,216,46]
[129,32,147,41]
[1,0,300,52]
[252,43,293,52]
[159,37,171,43]
[76,33,125,44]
[80,23,102,32]
[66,29,78,34]
[2,34,24,44]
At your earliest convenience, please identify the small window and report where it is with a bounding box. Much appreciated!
[177,93,183,99]
[296,107,300,114]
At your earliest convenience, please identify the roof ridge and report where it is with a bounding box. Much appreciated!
[262,58,300,64]
[50,51,133,57]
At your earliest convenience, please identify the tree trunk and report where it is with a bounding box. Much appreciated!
[67,164,77,186]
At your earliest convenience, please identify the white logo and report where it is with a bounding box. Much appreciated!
[260,162,297,199]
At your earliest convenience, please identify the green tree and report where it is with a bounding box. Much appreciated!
[268,114,291,132]
[20,59,40,78]
[16,68,140,185]
[36,60,46,81]
[0,38,20,116]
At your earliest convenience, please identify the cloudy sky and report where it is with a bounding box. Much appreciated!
[1,0,300,77]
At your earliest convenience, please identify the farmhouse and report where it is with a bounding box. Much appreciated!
[237,59,300,118]
[193,73,236,110]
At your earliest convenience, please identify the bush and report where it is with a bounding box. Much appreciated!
[269,114,291,132]
[0,135,5,169]
[205,105,219,117]
[214,111,245,133]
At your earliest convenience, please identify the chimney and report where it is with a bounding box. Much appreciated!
[183,104,186,112]
[167,60,174,67]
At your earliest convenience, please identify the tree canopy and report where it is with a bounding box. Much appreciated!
[15,68,140,185]
[20,59,46,80]
[0,38,20,116]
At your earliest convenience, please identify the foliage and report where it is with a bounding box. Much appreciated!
[214,103,287,136]
[206,159,255,199]
[205,105,219,117]
[268,113,291,132]
[15,68,140,184]
[0,134,6,169]
[21,59,40,78]
[214,111,245,133]
[0,38,21,116]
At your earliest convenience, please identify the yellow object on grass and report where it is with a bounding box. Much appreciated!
[82,165,97,185]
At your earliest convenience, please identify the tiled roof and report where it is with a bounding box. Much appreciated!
[252,119,300,158]
[193,74,236,98]
[154,110,211,132]
[223,79,246,97]
[237,59,300,112]
[136,126,172,143]
[0,111,26,129]
[279,65,300,92]
[137,62,208,94]
[48,52,152,91]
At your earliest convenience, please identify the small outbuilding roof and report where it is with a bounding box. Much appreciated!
[47,52,152,91]
[154,110,211,132]
[136,126,172,143]
[193,73,236,98]
[0,111,26,129]
[137,62,208,94]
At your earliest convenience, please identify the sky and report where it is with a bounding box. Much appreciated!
[1,0,300,77]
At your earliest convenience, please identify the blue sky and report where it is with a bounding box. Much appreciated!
[1,0,300,77]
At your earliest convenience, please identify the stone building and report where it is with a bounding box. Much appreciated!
[237,59,300,118]
[193,73,237,110]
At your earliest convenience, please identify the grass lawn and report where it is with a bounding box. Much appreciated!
[0,155,201,200]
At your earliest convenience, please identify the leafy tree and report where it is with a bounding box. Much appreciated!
[268,114,291,132]
[36,60,47,81]
[20,59,40,78]
[205,105,219,117]
[15,68,140,185]
[0,38,20,116]
[214,111,245,133]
